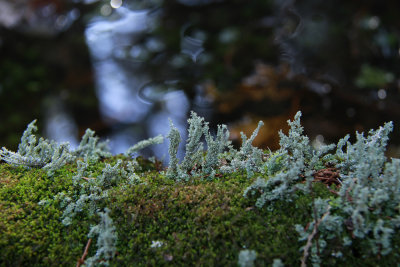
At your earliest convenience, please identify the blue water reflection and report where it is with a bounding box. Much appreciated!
[84,6,191,158]
[45,96,79,148]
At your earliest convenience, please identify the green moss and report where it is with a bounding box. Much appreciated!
[0,158,399,266]
[0,163,86,266]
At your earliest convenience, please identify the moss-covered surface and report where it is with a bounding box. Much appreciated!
[0,157,399,266]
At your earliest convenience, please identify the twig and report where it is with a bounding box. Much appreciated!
[344,178,357,202]
[301,206,331,267]
[76,238,92,267]
[312,198,320,257]
[327,188,339,196]
[82,177,95,181]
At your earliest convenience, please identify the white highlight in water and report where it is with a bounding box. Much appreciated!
[110,0,123,9]
[377,88,387,100]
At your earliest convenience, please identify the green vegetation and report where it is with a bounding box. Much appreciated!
[0,159,347,266]
[1,112,400,266]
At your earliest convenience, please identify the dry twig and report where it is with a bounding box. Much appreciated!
[301,206,331,267]
[313,168,341,186]
[76,238,92,267]
[81,177,95,181]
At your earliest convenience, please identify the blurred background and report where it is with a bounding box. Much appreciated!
[1,0,400,159]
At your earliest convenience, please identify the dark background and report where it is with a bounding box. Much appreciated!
[1,0,400,158]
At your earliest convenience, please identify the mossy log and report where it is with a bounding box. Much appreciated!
[1,156,399,266]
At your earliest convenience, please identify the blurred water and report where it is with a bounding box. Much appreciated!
[84,6,191,158]
[45,96,79,148]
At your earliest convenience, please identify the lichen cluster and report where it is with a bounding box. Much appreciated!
[1,111,399,266]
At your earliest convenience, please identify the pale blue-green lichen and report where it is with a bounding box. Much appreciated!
[73,128,112,162]
[165,111,266,181]
[125,135,164,158]
[238,249,257,267]
[0,120,74,176]
[166,119,181,180]
[84,208,118,267]
[2,110,400,266]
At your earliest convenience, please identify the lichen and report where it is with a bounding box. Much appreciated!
[1,111,400,266]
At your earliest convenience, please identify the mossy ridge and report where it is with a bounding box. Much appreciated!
[102,172,330,266]
[1,112,400,266]
[0,158,399,266]
[0,163,83,266]
[0,159,116,267]
[0,156,168,267]
[0,160,305,266]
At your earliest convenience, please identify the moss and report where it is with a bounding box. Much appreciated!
[0,158,399,266]
[0,163,86,266]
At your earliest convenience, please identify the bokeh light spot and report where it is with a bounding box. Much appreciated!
[378,89,387,100]
[316,134,324,143]
[110,0,123,9]
[100,4,112,16]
